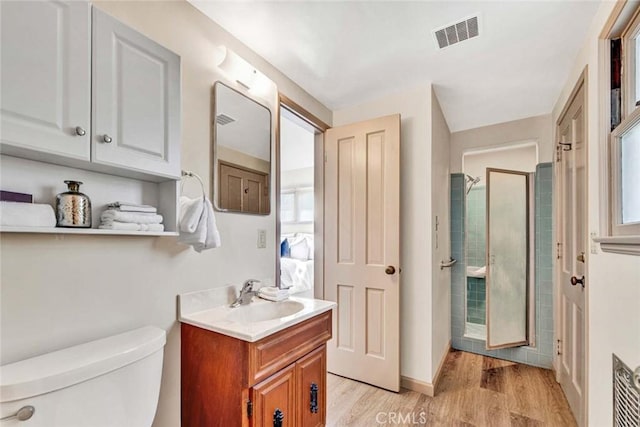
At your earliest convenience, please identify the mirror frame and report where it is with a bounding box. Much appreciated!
[211,81,273,215]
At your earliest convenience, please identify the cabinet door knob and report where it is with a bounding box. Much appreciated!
[385,266,396,275]
[103,134,113,144]
[273,408,284,427]
[310,382,318,413]
[75,126,86,136]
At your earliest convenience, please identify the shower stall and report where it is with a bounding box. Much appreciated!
[450,143,555,367]
[461,144,536,349]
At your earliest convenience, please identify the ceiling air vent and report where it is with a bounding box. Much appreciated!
[433,15,480,49]
[216,114,235,125]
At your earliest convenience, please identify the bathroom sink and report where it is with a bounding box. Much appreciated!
[226,300,305,323]
[178,291,336,342]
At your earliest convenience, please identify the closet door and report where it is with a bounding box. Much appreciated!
[0,0,91,160]
[92,8,181,179]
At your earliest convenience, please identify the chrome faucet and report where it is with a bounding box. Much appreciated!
[230,279,259,308]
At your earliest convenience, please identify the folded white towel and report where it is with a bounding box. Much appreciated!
[258,293,289,302]
[0,201,56,227]
[107,201,157,213]
[101,209,163,224]
[99,221,164,232]
[179,196,204,233]
[178,197,221,252]
[259,286,289,297]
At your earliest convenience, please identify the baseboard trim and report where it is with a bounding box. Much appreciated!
[401,375,434,396]
[401,341,451,397]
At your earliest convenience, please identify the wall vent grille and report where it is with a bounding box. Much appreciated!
[216,114,235,125]
[433,15,480,49]
[613,354,640,427]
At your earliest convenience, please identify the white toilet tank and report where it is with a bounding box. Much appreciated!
[0,326,166,426]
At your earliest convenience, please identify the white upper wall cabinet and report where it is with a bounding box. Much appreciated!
[0,1,91,160]
[92,8,181,179]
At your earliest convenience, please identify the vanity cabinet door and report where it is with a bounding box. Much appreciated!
[296,346,326,427]
[251,364,296,427]
[0,0,91,160]
[92,7,181,179]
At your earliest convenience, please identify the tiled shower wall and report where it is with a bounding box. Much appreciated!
[450,163,554,368]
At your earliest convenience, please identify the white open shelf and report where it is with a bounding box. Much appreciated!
[1,155,179,236]
[0,226,178,237]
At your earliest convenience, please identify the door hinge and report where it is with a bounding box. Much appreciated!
[556,242,562,259]
[324,151,327,163]
[247,399,253,418]
[556,145,562,162]
[557,339,562,356]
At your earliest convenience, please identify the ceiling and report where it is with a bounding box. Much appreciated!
[192,1,600,132]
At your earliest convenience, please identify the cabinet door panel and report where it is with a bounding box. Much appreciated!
[92,7,180,178]
[296,346,326,427]
[251,364,296,427]
[0,0,90,159]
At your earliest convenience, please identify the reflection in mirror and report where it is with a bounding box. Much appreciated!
[212,82,271,214]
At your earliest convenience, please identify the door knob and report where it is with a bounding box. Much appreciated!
[75,126,86,136]
[385,266,396,275]
[570,275,585,288]
[103,134,112,143]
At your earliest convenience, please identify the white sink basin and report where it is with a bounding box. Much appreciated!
[178,294,336,342]
[226,300,305,323]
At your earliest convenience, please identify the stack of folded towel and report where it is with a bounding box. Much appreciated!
[258,286,289,302]
[99,202,164,232]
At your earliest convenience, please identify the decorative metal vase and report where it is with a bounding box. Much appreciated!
[55,180,91,228]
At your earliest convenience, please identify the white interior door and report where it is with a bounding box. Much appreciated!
[556,79,587,426]
[324,114,400,392]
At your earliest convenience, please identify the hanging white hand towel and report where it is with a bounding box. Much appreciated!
[178,196,221,252]
[178,196,204,233]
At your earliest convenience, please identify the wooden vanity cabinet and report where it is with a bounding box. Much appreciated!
[181,310,331,427]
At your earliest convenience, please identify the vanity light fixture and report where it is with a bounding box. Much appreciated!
[214,46,274,97]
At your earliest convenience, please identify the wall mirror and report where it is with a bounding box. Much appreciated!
[212,82,271,214]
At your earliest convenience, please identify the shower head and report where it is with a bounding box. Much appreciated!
[465,174,481,185]
[465,174,481,194]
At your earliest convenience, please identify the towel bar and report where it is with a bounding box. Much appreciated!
[181,170,206,200]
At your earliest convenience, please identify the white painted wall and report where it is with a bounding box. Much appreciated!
[0,2,331,427]
[463,144,538,179]
[551,2,640,425]
[430,89,452,378]
[333,84,435,384]
[450,114,553,174]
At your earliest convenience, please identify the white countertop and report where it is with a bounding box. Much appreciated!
[178,288,336,342]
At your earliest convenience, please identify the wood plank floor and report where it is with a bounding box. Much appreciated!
[326,349,576,426]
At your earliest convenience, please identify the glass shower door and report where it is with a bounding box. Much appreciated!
[486,168,531,350]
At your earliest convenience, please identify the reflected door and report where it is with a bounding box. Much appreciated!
[556,78,586,426]
[324,114,400,392]
[486,168,530,349]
